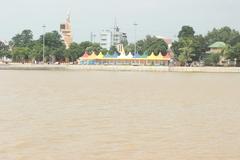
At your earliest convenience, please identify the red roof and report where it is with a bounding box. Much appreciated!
[82,52,89,58]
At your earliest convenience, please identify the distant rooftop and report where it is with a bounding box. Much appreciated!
[156,36,172,45]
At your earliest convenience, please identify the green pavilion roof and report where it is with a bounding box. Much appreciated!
[209,42,226,49]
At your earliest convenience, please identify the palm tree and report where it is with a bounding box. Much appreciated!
[178,38,194,66]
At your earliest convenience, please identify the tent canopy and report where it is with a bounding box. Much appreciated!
[127,52,133,59]
[104,53,112,58]
[147,52,158,59]
[97,52,104,59]
[81,52,89,59]
[141,52,148,58]
[88,52,97,59]
[158,54,164,60]
[133,52,141,58]
[118,52,128,59]
[112,52,119,58]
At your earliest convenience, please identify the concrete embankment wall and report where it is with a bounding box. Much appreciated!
[1,64,240,73]
[0,64,67,71]
[68,65,240,73]
[168,66,240,73]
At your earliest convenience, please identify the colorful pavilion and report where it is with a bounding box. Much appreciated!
[79,52,171,66]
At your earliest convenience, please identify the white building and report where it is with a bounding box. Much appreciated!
[100,30,112,50]
[100,26,127,50]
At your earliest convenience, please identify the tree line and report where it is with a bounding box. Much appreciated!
[0,30,105,63]
[0,29,169,63]
[172,26,240,66]
[1,26,240,66]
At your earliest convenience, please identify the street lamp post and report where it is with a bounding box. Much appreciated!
[133,23,138,54]
[42,25,46,63]
[93,34,96,43]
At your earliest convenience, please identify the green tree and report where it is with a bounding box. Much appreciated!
[205,26,240,46]
[136,40,145,54]
[178,38,194,65]
[100,48,108,55]
[135,35,168,55]
[85,43,102,53]
[41,31,64,49]
[12,47,31,63]
[78,41,99,55]
[39,31,65,63]
[52,46,65,62]
[146,39,168,55]
[29,41,43,62]
[178,26,195,38]
[64,42,81,62]
[12,30,33,47]
[191,35,208,61]
[0,41,10,58]
[125,43,135,53]
[172,26,207,62]
[204,53,221,66]
[172,40,181,58]
[109,45,118,53]
[226,43,240,60]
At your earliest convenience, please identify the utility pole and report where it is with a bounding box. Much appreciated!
[90,32,94,43]
[90,32,92,42]
[93,34,96,43]
[133,23,138,53]
[90,32,96,43]
[42,25,46,63]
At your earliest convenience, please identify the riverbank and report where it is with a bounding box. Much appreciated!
[1,63,240,73]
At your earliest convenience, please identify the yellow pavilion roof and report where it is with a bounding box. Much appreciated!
[88,52,97,59]
[147,52,158,59]
[97,52,104,59]
[158,53,164,60]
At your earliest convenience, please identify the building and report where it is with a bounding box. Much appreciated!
[78,51,171,66]
[100,30,112,50]
[208,42,226,54]
[60,14,73,49]
[100,26,127,50]
[207,42,227,65]
[112,26,127,46]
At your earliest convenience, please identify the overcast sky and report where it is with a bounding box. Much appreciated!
[0,0,239,42]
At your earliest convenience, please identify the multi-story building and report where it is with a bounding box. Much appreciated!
[100,26,127,50]
[100,30,112,50]
[60,14,73,49]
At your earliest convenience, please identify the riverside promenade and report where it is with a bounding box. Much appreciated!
[1,64,240,73]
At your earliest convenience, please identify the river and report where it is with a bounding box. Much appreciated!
[0,70,240,160]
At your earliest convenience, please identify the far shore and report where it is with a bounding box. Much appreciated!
[0,63,240,73]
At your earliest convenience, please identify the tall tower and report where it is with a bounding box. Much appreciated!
[60,12,73,49]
